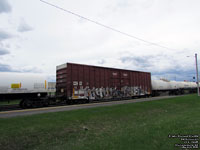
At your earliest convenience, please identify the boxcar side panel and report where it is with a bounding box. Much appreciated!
[56,63,152,100]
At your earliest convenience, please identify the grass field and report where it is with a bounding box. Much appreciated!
[0,99,20,105]
[0,94,200,150]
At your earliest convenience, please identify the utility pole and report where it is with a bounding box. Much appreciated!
[195,53,199,96]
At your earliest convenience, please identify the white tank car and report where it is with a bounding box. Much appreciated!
[169,81,178,90]
[175,81,196,89]
[151,79,197,96]
[176,82,184,89]
[0,72,48,94]
[190,82,197,88]
[152,79,197,91]
[151,79,171,90]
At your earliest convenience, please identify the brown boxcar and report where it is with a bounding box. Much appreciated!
[56,63,152,100]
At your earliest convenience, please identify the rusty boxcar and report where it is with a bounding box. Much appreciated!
[56,63,152,101]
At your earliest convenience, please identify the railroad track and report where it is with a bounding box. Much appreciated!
[0,104,21,111]
[0,97,140,112]
[0,96,181,118]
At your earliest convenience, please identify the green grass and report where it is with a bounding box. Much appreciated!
[0,94,200,150]
[0,99,20,105]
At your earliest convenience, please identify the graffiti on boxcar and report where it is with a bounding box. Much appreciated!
[71,83,149,100]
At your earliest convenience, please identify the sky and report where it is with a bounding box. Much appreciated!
[0,0,200,82]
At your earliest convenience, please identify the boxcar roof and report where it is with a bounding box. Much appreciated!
[57,62,151,74]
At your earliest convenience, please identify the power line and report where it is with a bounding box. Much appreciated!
[40,0,176,50]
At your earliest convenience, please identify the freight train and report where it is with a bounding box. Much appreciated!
[0,63,197,108]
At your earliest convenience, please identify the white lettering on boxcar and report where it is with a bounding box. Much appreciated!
[73,81,78,86]
[123,73,128,77]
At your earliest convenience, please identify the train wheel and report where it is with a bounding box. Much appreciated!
[66,100,72,105]
[25,100,33,108]
[19,99,25,108]
[86,98,90,103]
[43,101,49,107]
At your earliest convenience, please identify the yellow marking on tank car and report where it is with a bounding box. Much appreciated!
[11,83,20,89]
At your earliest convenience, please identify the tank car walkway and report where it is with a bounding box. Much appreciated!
[0,96,179,118]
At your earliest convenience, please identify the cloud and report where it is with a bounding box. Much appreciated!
[0,47,10,55]
[0,0,11,13]
[0,30,12,41]
[0,63,42,73]
[120,55,154,69]
[98,59,106,65]
[119,54,196,81]
[152,69,196,81]
[0,0,199,83]
[0,63,12,72]
[21,66,42,73]
[17,20,33,32]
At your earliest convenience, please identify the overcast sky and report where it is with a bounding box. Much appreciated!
[0,0,200,82]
